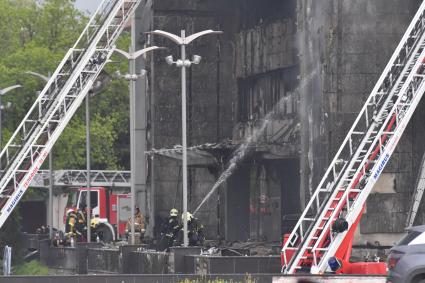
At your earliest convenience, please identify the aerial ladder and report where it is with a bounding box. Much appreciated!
[405,150,425,228]
[0,0,143,228]
[281,1,425,274]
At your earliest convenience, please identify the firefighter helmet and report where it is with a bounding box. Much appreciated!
[170,208,178,217]
[182,212,193,221]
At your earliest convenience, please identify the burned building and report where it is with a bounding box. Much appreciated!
[136,0,425,245]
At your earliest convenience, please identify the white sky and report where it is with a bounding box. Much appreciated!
[74,0,103,14]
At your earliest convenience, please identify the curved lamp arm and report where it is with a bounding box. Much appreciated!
[0,85,22,96]
[146,30,183,45]
[25,71,49,82]
[114,46,166,60]
[184,30,223,45]
[132,46,167,60]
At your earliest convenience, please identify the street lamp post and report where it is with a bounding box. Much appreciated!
[148,29,222,247]
[0,85,22,177]
[0,85,22,149]
[114,45,165,245]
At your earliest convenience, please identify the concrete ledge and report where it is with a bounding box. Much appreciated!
[22,233,49,251]
[190,255,281,274]
[87,248,120,274]
[87,245,146,274]
[169,246,202,274]
[1,274,276,283]
[40,246,78,272]
[40,241,103,274]
[127,251,169,274]
[0,274,386,283]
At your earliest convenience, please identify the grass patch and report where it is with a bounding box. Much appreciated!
[13,260,49,275]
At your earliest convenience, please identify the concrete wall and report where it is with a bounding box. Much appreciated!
[146,0,425,243]
[331,0,422,237]
[228,0,300,242]
[149,0,234,238]
[297,0,425,243]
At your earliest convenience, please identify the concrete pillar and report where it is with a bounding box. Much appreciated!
[134,1,153,236]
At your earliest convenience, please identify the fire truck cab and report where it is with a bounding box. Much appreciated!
[72,187,131,241]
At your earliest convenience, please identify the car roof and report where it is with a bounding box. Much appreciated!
[409,225,425,232]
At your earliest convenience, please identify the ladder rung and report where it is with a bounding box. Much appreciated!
[315,248,329,251]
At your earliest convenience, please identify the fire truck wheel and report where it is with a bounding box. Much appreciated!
[97,223,114,243]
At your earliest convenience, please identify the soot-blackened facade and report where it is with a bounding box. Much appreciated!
[141,0,425,244]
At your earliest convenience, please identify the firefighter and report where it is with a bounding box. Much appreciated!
[65,207,89,244]
[64,209,78,244]
[126,206,146,241]
[178,212,205,246]
[158,208,181,251]
[76,209,88,240]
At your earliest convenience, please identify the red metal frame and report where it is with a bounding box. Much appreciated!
[281,114,396,274]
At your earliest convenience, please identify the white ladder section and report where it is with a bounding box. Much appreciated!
[406,150,425,228]
[0,0,142,228]
[31,170,131,188]
[282,2,425,274]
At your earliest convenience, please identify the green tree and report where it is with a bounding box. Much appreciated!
[0,0,131,170]
[0,210,21,262]
[0,0,132,254]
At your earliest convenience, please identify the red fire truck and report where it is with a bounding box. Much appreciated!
[65,187,131,241]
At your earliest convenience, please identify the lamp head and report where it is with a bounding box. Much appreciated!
[192,55,202,65]
[113,70,122,79]
[0,102,12,110]
[165,55,174,65]
[176,59,184,68]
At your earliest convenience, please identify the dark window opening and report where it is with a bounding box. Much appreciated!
[237,68,297,122]
[79,191,99,210]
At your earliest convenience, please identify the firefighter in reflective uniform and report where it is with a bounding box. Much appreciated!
[75,209,88,240]
[65,209,81,244]
[158,208,181,251]
[65,208,87,243]
[126,206,145,241]
[65,209,78,240]
[178,212,205,246]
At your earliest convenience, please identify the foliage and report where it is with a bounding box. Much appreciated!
[13,260,49,275]
[0,0,132,255]
[0,209,21,261]
[0,0,131,170]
